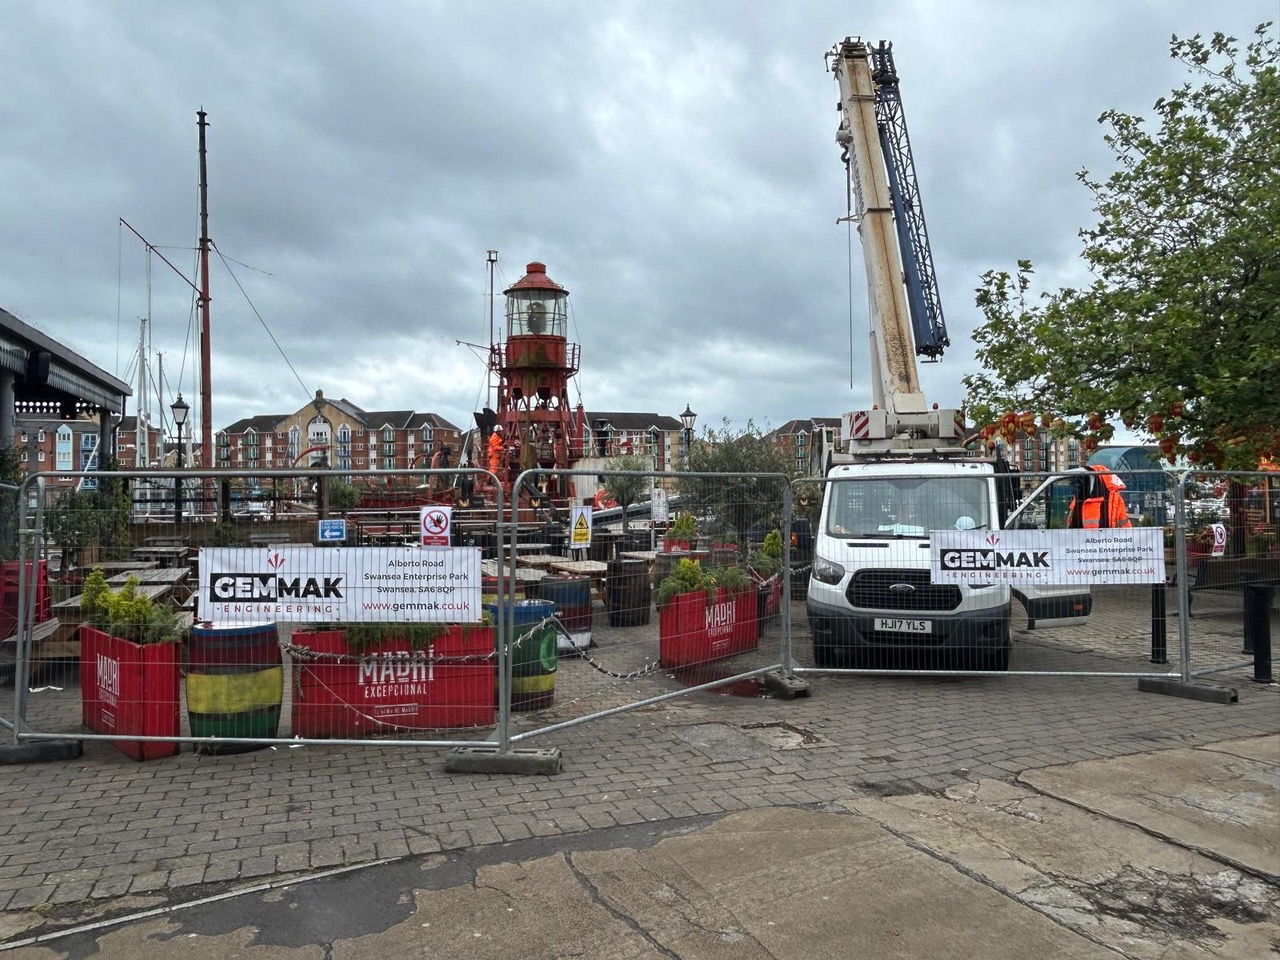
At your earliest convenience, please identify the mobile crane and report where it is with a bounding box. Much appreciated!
[827,37,963,458]
[806,38,1090,671]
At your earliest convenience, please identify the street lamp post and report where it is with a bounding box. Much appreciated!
[679,404,697,466]
[171,393,189,526]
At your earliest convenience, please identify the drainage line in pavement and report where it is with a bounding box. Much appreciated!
[0,858,398,952]
[867,817,1140,960]
[1013,773,1280,886]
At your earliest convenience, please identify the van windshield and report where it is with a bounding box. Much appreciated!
[826,476,990,538]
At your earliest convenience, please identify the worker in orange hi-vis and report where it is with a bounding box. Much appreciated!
[487,425,505,478]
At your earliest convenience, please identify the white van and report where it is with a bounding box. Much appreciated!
[806,459,1092,670]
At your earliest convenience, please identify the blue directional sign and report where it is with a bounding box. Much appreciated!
[317,518,347,543]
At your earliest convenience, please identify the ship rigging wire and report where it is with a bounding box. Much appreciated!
[212,242,312,403]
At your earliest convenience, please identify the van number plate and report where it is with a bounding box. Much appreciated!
[875,618,931,634]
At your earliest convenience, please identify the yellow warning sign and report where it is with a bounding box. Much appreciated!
[570,506,592,548]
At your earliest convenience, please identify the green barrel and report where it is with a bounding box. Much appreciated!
[186,623,283,754]
[487,600,557,711]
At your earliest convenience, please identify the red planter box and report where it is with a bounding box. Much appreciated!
[1,560,51,640]
[662,538,693,553]
[658,587,759,669]
[291,627,495,737]
[79,626,180,761]
[755,573,782,619]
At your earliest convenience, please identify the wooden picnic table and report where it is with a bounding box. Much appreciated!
[480,560,547,586]
[132,545,190,567]
[106,568,190,588]
[54,583,172,613]
[619,550,657,562]
[516,553,566,570]
[49,583,176,652]
[73,561,160,575]
[546,559,609,577]
[513,542,551,553]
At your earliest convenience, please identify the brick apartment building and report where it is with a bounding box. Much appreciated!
[216,390,462,481]
[581,412,687,469]
[766,417,841,476]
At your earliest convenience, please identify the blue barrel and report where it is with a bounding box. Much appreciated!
[487,599,557,710]
[538,576,593,633]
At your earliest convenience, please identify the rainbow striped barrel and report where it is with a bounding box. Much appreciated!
[186,623,283,754]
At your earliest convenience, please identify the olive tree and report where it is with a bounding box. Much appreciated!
[677,421,790,551]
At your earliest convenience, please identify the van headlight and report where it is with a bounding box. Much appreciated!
[812,556,845,585]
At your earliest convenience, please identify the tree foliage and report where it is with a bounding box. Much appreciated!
[602,455,650,533]
[677,421,790,545]
[0,446,22,561]
[964,24,1279,469]
[328,479,361,514]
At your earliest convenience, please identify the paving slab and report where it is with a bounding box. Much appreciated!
[846,779,1280,959]
[6,808,1115,960]
[1019,734,1280,881]
[1195,734,1280,766]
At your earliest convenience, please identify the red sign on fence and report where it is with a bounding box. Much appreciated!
[420,506,452,547]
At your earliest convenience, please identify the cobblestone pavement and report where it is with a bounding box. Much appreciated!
[1,588,1275,934]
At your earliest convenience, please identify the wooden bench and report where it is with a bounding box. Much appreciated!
[1189,556,1280,593]
[247,532,296,548]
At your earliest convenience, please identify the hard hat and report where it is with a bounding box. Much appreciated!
[493,424,503,432]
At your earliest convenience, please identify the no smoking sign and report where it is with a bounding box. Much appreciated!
[420,506,453,548]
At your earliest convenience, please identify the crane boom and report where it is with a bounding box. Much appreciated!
[829,37,962,455]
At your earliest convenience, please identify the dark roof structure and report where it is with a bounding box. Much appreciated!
[1,306,130,415]
[585,412,683,431]
[767,417,840,438]
[221,415,288,434]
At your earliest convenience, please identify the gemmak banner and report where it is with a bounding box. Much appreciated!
[198,546,482,625]
[929,528,1165,585]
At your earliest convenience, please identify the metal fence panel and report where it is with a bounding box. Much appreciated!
[500,467,792,745]
[1177,470,1279,679]
[7,460,1270,760]
[791,468,1191,678]
[10,467,506,751]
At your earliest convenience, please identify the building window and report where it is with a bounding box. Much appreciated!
[55,426,73,471]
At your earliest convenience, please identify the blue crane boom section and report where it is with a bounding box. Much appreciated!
[870,42,950,361]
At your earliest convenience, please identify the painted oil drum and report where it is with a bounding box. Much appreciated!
[538,576,592,633]
[186,622,283,754]
[606,559,651,627]
[486,600,557,711]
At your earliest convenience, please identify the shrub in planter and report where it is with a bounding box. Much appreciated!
[79,572,184,761]
[290,620,496,737]
[656,559,758,668]
[663,512,698,553]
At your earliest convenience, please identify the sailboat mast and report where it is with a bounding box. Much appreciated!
[486,249,497,407]
[135,317,148,470]
[197,109,213,474]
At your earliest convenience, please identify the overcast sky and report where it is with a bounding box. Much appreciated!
[2,1,1272,441]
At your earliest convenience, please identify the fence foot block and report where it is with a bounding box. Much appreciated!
[764,671,811,699]
[1137,678,1238,704]
[0,739,83,766]
[445,745,561,776]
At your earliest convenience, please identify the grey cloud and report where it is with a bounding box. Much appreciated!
[1,0,1272,439]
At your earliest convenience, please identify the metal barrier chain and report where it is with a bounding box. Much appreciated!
[277,638,495,666]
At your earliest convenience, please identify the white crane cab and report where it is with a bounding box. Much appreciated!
[806,458,1092,670]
